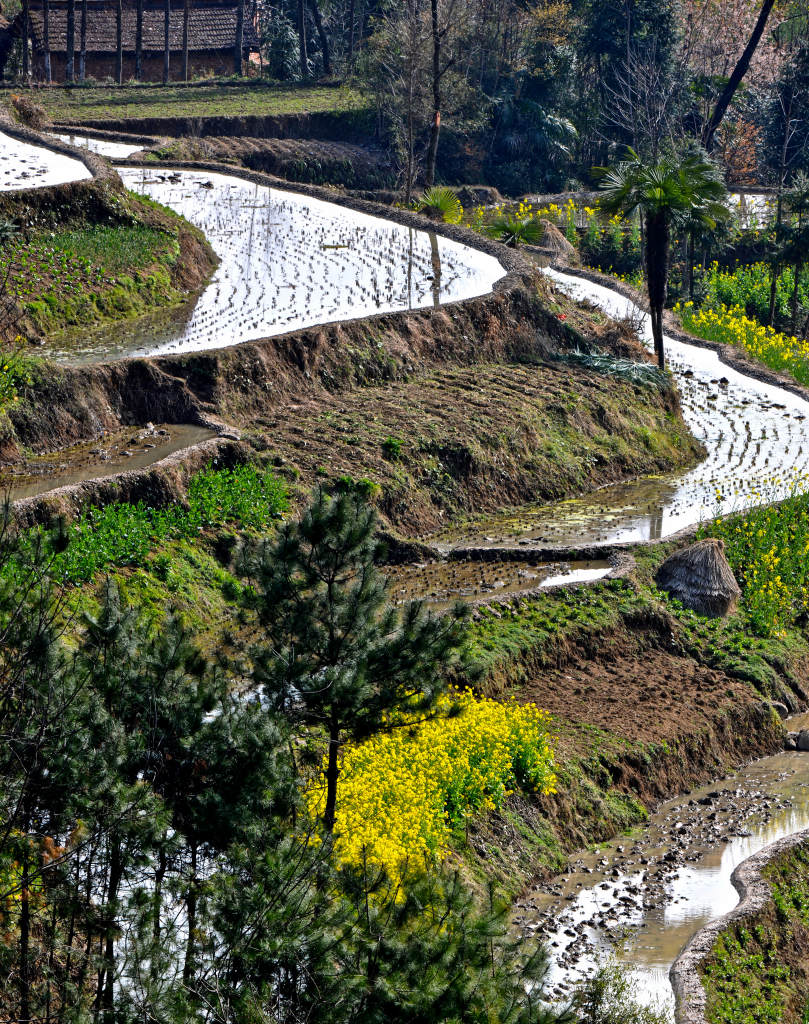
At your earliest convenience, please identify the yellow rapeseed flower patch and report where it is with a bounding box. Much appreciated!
[676,300,809,388]
[307,692,556,880]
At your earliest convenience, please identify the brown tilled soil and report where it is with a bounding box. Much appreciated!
[532,647,748,757]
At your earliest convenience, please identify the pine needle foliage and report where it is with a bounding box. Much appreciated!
[241,488,472,832]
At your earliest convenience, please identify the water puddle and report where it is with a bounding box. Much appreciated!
[519,744,809,1017]
[1,423,215,502]
[384,558,612,610]
[433,269,809,549]
[0,129,91,190]
[40,168,505,363]
[52,132,146,159]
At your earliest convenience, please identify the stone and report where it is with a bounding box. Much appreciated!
[796,729,809,752]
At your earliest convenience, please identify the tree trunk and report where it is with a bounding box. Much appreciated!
[65,0,75,83]
[645,210,670,371]
[115,0,123,84]
[297,0,308,78]
[135,0,144,79]
[19,854,30,1024]
[768,264,780,326]
[43,0,51,82]
[21,0,29,80]
[163,0,171,84]
[347,0,355,65]
[702,0,778,152]
[234,0,244,76]
[425,0,441,188]
[309,0,331,76]
[183,0,191,81]
[323,722,340,832]
[183,841,198,985]
[792,262,802,333]
[79,0,87,81]
[102,842,123,1020]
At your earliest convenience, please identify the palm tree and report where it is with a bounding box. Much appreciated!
[597,149,728,370]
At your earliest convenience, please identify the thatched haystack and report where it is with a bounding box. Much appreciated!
[655,538,741,618]
[539,219,578,261]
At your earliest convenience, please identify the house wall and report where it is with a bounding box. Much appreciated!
[32,50,239,82]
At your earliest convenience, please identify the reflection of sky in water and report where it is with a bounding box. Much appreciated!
[530,752,809,1018]
[437,269,809,549]
[0,130,91,191]
[52,133,145,159]
[42,169,505,364]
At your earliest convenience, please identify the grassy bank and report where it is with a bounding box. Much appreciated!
[700,844,809,1024]
[8,81,369,125]
[238,359,701,536]
[3,191,216,342]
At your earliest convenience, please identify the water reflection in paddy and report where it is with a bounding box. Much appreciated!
[52,132,146,159]
[0,130,91,191]
[521,747,809,1018]
[434,269,809,549]
[385,558,613,610]
[41,169,506,363]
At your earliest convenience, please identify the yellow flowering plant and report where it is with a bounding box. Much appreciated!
[307,691,556,880]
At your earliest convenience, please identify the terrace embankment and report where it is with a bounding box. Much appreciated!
[448,540,809,893]
[141,135,394,190]
[673,830,809,1024]
[0,119,217,342]
[3,262,702,535]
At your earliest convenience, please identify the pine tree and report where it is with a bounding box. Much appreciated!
[243,489,471,832]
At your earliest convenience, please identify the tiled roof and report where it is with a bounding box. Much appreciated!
[28,5,259,54]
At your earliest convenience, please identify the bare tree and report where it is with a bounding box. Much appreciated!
[234,0,243,76]
[309,0,331,76]
[116,0,123,83]
[297,0,308,77]
[184,0,192,80]
[424,0,460,187]
[163,0,171,84]
[43,0,51,82]
[600,41,683,160]
[65,0,75,82]
[21,0,29,80]
[702,0,779,151]
[135,0,144,79]
[79,0,87,80]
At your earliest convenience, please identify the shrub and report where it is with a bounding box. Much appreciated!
[417,186,464,225]
[483,214,544,248]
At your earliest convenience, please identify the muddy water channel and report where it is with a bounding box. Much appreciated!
[41,168,505,363]
[385,558,612,609]
[0,423,214,501]
[522,733,809,1017]
[435,269,809,550]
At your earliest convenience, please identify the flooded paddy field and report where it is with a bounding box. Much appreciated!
[40,168,505,363]
[51,132,147,159]
[433,269,809,550]
[0,129,91,190]
[520,740,809,1017]
[0,423,215,502]
[384,557,613,609]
